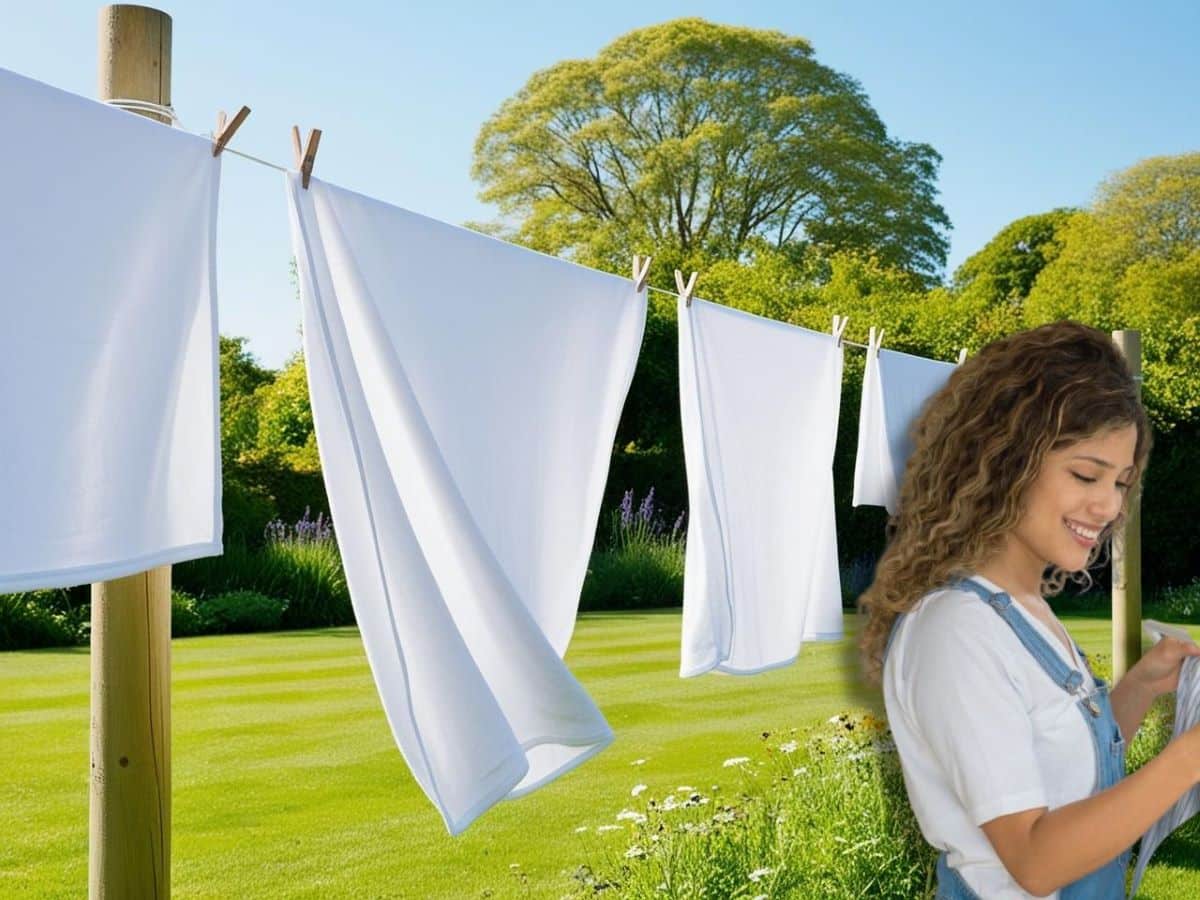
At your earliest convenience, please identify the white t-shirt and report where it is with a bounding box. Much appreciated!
[883,573,1097,899]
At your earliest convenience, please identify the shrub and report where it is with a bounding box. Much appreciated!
[581,488,686,610]
[171,590,207,638]
[581,541,686,611]
[0,590,82,650]
[174,507,350,628]
[199,590,288,634]
[1153,579,1200,623]
[221,475,278,549]
[841,553,878,608]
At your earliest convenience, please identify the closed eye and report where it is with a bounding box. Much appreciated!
[1073,472,1130,491]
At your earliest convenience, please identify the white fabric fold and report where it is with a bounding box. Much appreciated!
[678,298,844,678]
[0,66,222,592]
[284,173,645,834]
[852,347,956,515]
[1129,654,1200,897]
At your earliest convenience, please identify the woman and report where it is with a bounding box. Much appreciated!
[858,321,1200,898]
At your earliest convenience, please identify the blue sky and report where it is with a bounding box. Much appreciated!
[4,2,1198,368]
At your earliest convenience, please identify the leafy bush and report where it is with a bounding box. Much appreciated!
[581,542,686,611]
[199,590,288,634]
[171,590,207,638]
[175,508,350,628]
[221,475,278,549]
[840,553,879,608]
[1152,579,1200,623]
[0,590,82,650]
[581,489,686,610]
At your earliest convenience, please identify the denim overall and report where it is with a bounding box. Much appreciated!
[885,575,1131,899]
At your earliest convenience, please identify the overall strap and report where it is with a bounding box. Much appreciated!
[951,576,1087,696]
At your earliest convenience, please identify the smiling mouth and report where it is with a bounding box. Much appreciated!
[1064,518,1103,546]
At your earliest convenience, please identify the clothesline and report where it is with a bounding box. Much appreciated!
[648,285,874,350]
[98,99,901,351]
[102,98,1139,372]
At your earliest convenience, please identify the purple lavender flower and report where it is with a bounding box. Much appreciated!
[620,489,634,529]
[263,518,287,543]
[671,510,686,539]
[637,487,656,525]
[265,507,335,545]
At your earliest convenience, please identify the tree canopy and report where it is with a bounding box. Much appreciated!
[219,335,274,464]
[472,18,950,281]
[1024,153,1200,427]
[951,209,1074,306]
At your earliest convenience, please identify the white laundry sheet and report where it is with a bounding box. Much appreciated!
[852,347,956,515]
[1129,653,1200,897]
[0,67,222,593]
[678,298,844,678]
[284,173,646,834]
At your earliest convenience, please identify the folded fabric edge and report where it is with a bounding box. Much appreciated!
[439,749,532,837]
[505,728,616,800]
[682,630,846,678]
[0,540,224,594]
[683,653,800,678]
[557,291,650,655]
[677,303,738,680]
[679,655,720,679]
[801,631,844,642]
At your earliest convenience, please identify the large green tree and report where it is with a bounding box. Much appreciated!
[472,18,950,281]
[1024,153,1200,428]
[219,335,274,464]
[1016,154,1200,586]
[952,209,1074,307]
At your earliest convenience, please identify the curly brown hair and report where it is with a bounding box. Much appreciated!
[857,320,1152,686]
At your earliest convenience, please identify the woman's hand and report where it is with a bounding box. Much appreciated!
[1127,635,1200,697]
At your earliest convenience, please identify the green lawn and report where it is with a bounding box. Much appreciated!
[1,611,1197,898]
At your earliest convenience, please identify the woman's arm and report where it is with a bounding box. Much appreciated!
[1109,673,1157,743]
[980,729,1200,896]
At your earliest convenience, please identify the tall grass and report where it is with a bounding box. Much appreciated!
[567,710,933,899]
[174,507,350,627]
[581,488,687,611]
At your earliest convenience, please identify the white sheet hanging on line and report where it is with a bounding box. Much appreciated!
[678,298,845,678]
[284,173,646,834]
[0,67,222,593]
[852,346,955,516]
[1129,653,1200,897]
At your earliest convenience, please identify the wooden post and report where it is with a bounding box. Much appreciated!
[91,7,173,898]
[1111,329,1142,683]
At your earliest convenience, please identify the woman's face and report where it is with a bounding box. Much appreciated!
[1011,424,1139,573]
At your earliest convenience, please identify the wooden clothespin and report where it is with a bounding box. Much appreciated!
[831,315,849,348]
[957,347,968,365]
[674,269,698,307]
[632,255,652,293]
[291,126,322,189]
[212,106,251,157]
[869,326,886,358]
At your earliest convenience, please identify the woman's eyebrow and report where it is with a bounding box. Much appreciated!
[1072,454,1134,473]
[1074,455,1114,467]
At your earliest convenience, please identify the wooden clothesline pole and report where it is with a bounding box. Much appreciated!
[1112,329,1143,682]
[92,6,173,898]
